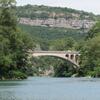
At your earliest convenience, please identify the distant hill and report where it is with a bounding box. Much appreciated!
[17,5,99,50]
[17,5,97,20]
[17,5,97,29]
[19,24,86,41]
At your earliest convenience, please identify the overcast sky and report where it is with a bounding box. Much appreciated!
[17,0,100,15]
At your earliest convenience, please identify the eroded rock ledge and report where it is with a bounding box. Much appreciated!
[19,17,95,29]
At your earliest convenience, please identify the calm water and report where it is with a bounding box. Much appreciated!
[0,77,100,100]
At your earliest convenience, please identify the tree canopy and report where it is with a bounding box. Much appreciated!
[79,21,100,77]
[0,0,33,79]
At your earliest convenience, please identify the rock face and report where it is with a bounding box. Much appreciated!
[19,17,95,29]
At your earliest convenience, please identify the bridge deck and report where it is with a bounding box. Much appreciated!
[32,51,80,54]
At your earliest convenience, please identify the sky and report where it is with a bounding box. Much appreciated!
[17,0,100,15]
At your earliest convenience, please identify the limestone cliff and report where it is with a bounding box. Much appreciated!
[17,5,97,29]
[19,17,95,29]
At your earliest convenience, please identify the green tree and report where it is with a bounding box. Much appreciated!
[87,22,100,39]
[0,0,33,79]
[79,22,100,77]
[50,37,76,50]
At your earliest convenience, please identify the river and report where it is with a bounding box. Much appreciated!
[0,77,100,100]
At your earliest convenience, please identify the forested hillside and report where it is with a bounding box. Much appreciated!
[17,5,97,20]
[16,5,99,51]
[17,5,96,29]
[19,24,87,50]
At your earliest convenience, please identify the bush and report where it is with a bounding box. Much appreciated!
[9,71,28,79]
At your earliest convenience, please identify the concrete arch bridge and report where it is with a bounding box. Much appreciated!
[30,51,80,68]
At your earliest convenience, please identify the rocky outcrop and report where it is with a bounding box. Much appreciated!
[19,17,95,29]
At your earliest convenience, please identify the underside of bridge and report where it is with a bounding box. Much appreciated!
[30,51,80,68]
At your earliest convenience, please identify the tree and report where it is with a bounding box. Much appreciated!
[87,22,100,39]
[79,21,100,77]
[50,37,76,51]
[0,0,33,79]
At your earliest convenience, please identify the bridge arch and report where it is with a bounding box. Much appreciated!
[33,55,78,68]
[30,51,80,68]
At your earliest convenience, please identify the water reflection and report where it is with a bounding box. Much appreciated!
[0,77,100,100]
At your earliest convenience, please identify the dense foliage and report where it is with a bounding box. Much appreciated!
[79,22,100,77]
[19,24,86,50]
[17,5,96,20]
[0,0,33,79]
[31,56,77,77]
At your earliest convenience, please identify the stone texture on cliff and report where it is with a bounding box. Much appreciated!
[19,17,95,29]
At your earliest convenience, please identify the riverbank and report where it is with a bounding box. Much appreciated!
[0,75,28,81]
[0,77,27,81]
